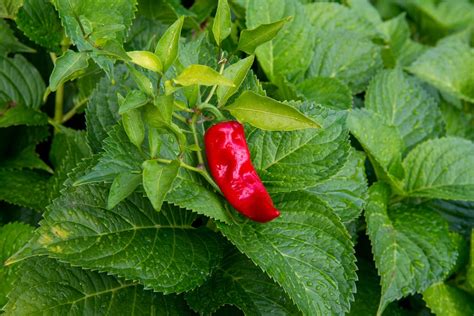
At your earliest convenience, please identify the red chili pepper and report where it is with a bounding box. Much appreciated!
[204,121,280,223]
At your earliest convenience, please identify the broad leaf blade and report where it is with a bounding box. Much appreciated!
[174,64,234,87]
[366,183,459,315]
[212,0,231,46]
[295,77,352,111]
[403,137,474,201]
[155,16,184,71]
[49,50,89,91]
[107,172,142,209]
[0,19,35,54]
[237,17,290,54]
[216,55,254,107]
[217,192,356,315]
[4,257,193,315]
[226,91,320,131]
[143,159,180,212]
[423,282,474,316]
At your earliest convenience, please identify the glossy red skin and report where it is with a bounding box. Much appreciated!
[204,121,280,223]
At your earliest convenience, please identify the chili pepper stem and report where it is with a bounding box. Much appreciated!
[190,114,204,165]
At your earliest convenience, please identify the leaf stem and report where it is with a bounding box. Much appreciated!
[190,113,204,165]
[62,98,89,123]
[203,56,227,105]
[50,52,64,128]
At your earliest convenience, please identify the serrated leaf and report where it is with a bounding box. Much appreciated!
[423,282,474,316]
[118,89,148,114]
[0,105,48,127]
[307,30,382,94]
[217,192,357,315]
[468,229,474,289]
[185,247,300,315]
[365,183,459,315]
[295,77,352,111]
[303,149,367,223]
[0,55,45,109]
[365,68,442,150]
[0,0,23,18]
[143,159,179,212]
[226,91,320,131]
[0,19,34,54]
[49,50,90,91]
[122,108,145,148]
[347,109,405,193]
[127,50,163,73]
[246,0,314,82]
[217,55,254,107]
[154,16,183,71]
[16,183,223,293]
[246,102,350,191]
[403,137,474,201]
[440,100,474,141]
[213,0,231,46]
[174,64,234,87]
[16,0,64,54]
[4,257,193,315]
[86,66,133,152]
[408,39,474,103]
[429,200,474,237]
[0,169,49,210]
[237,17,290,54]
[0,222,34,307]
[107,172,142,209]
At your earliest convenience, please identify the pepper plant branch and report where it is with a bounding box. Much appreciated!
[203,56,227,105]
[190,113,204,165]
[62,98,89,123]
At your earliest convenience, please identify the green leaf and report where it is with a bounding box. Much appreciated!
[4,257,193,315]
[246,103,350,191]
[429,200,474,237]
[0,169,49,210]
[0,55,45,109]
[185,247,300,315]
[143,160,179,212]
[365,68,442,150]
[212,0,231,46]
[403,137,474,201]
[216,55,254,107]
[440,100,474,141]
[307,30,382,94]
[423,282,474,316]
[347,109,405,193]
[365,183,459,315]
[16,0,64,54]
[86,66,132,152]
[303,149,367,223]
[0,19,34,54]
[128,65,155,96]
[174,64,234,87]
[127,50,163,73]
[155,16,184,71]
[246,0,315,82]
[295,77,352,111]
[49,50,90,92]
[0,105,48,127]
[118,89,148,114]
[122,108,145,148]
[143,95,174,127]
[226,91,320,131]
[0,222,34,307]
[237,17,290,54]
[15,183,223,293]
[107,172,142,209]
[0,0,23,18]
[468,229,474,289]
[408,39,474,103]
[217,192,357,315]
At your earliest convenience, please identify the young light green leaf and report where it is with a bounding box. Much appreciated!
[212,0,231,46]
[366,183,459,316]
[148,127,161,158]
[423,282,474,316]
[185,248,300,315]
[144,95,174,128]
[128,65,155,96]
[216,55,254,107]
[49,50,89,92]
[226,91,320,131]
[118,90,149,114]
[127,50,163,73]
[174,64,235,87]
[237,17,291,54]
[155,16,184,71]
[122,109,145,149]
[0,222,34,307]
[143,160,180,212]
[4,257,193,315]
[295,77,352,111]
[403,137,474,201]
[107,172,142,209]
[216,192,357,315]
